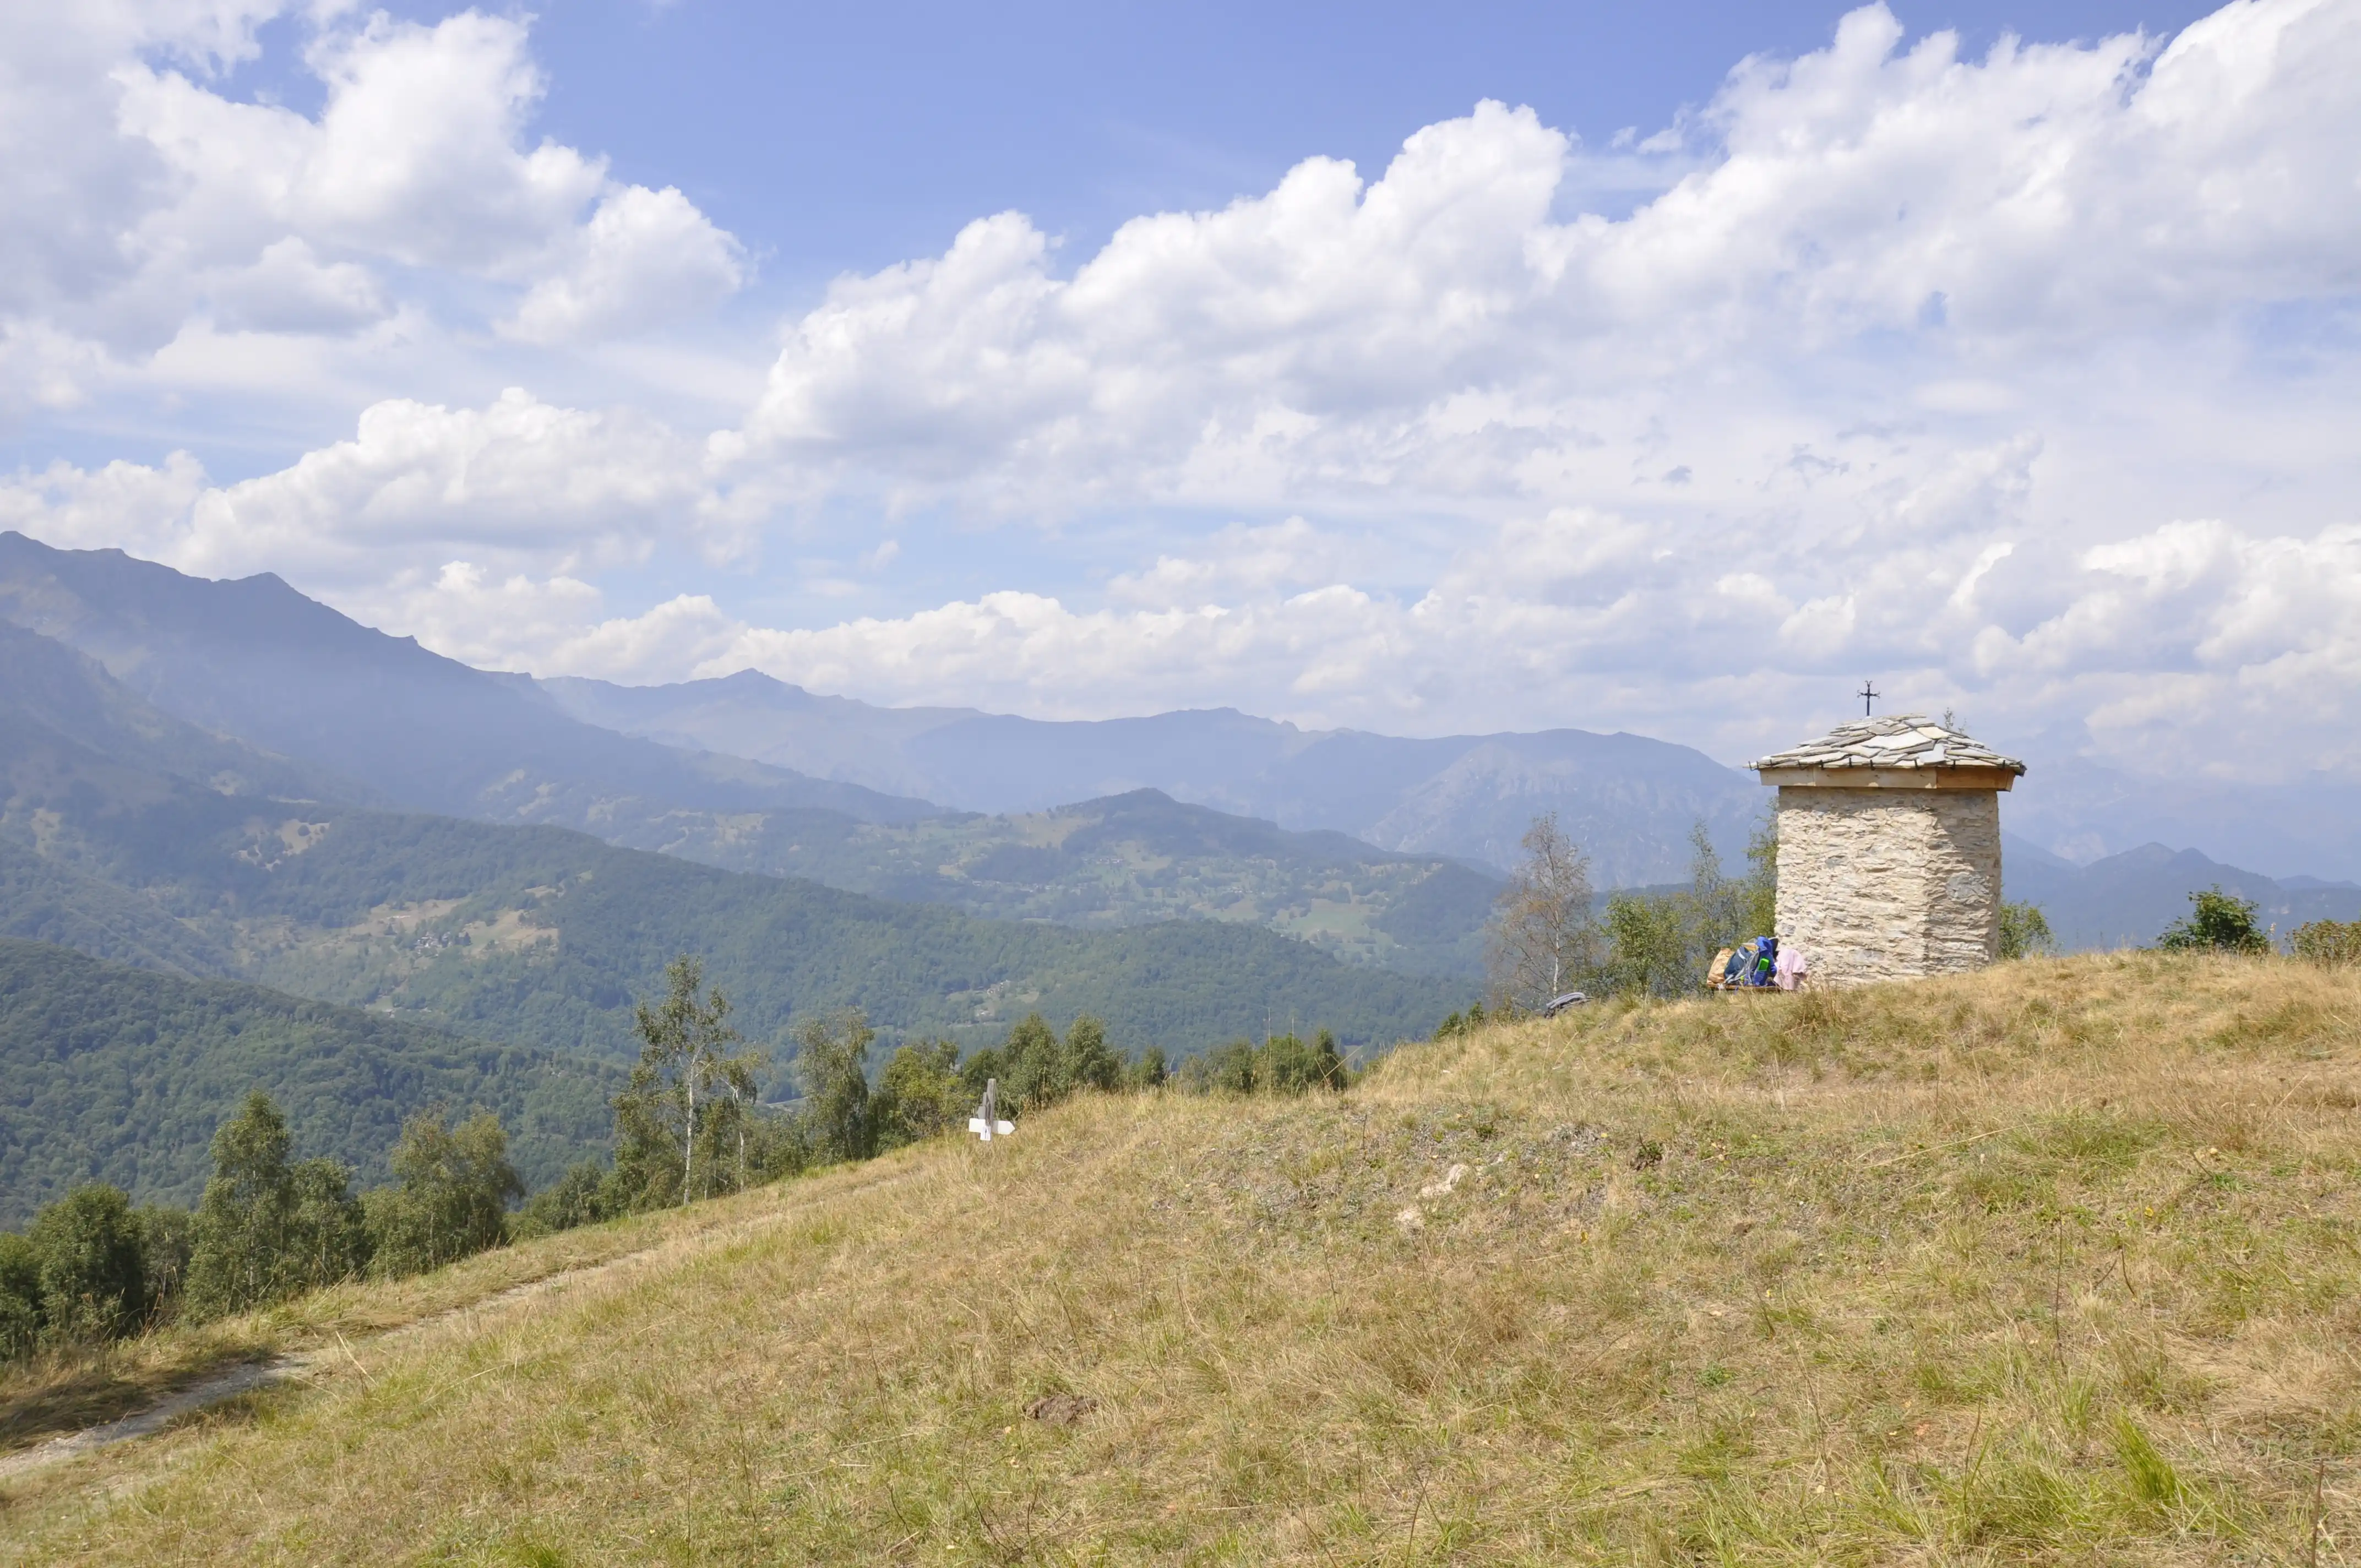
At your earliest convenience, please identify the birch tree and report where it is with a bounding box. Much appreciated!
[1484,812,1601,1011]
[614,956,759,1207]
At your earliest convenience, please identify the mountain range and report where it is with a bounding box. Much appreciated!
[0,565,1468,1064]
[3,527,2355,975]
[0,528,2355,1225]
[538,670,1766,885]
[2001,837,2361,952]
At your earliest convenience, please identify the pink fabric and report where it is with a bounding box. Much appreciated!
[1774,945,1808,991]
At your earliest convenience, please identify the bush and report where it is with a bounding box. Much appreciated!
[1126,1046,1169,1091]
[134,1204,195,1320]
[0,1232,42,1359]
[874,1039,967,1150]
[1434,1003,1489,1041]
[2156,887,2271,955]
[1180,1031,1347,1096]
[2292,919,2361,966]
[366,1109,521,1278]
[514,1159,618,1239]
[187,1091,367,1320]
[1598,890,1691,998]
[997,1013,1122,1116]
[1999,901,2055,960]
[796,1009,877,1165]
[30,1185,148,1346]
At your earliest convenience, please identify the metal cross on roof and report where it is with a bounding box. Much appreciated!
[1858,679,1880,716]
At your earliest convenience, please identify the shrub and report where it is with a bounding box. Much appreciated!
[998,1013,1122,1115]
[1126,1046,1169,1091]
[1182,1032,1347,1096]
[2156,887,2270,955]
[515,1160,618,1238]
[187,1091,368,1319]
[796,1009,878,1166]
[874,1039,967,1150]
[134,1204,195,1321]
[30,1185,148,1346]
[366,1109,521,1278]
[0,1232,42,1359]
[2291,918,2361,966]
[1434,1002,1489,1042]
[1999,901,2055,960]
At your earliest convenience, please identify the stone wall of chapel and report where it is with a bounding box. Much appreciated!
[1774,787,2001,987]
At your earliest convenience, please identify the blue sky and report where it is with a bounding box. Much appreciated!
[1,0,2355,787]
[521,0,2223,281]
[208,1,2225,295]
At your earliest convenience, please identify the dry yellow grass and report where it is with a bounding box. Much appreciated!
[2,950,2357,1564]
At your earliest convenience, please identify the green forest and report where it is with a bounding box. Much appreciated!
[0,938,616,1224]
[601,788,1499,977]
[2,793,1469,1063]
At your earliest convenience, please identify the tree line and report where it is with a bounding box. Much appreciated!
[1477,812,1782,1013]
[1473,809,2059,1018]
[1471,814,2361,1028]
[0,1095,521,1358]
[0,955,1359,1360]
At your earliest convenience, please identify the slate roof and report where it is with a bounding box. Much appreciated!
[1749,715,2026,775]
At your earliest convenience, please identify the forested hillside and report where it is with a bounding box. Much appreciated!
[0,939,616,1223]
[0,839,229,977]
[635,787,1499,977]
[191,812,1465,1060]
[0,602,1470,1059]
[3,794,1462,1064]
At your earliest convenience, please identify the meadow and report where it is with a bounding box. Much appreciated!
[2,950,2354,1564]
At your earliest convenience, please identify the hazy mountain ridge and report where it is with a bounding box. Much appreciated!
[0,532,943,837]
[0,621,1470,1059]
[2002,836,2361,951]
[540,672,1764,885]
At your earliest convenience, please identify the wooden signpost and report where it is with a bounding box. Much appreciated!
[969,1077,1015,1142]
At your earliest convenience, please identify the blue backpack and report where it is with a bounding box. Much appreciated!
[1723,937,1778,988]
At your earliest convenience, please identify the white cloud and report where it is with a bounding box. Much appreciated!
[4,0,2360,797]
[0,1,745,397]
[0,388,714,586]
[727,2,2361,518]
[504,184,748,345]
[369,563,740,680]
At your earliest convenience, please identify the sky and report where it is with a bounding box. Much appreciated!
[1,0,2355,783]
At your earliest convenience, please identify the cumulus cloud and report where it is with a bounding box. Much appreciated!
[0,1,746,398]
[728,2,2361,518]
[503,184,748,345]
[4,0,2359,795]
[0,388,714,585]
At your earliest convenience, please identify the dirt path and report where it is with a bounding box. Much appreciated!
[0,1163,928,1487]
[0,1240,656,1484]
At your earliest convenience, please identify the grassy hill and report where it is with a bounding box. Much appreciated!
[0,940,617,1223]
[4,951,2353,1561]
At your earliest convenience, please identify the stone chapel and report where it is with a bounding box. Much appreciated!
[1750,715,2027,987]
